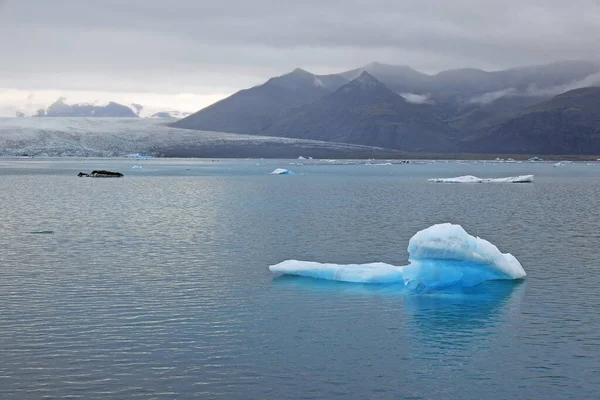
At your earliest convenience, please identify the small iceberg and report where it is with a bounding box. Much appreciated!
[132,165,143,169]
[270,223,526,291]
[428,175,534,184]
[528,157,544,162]
[270,168,294,175]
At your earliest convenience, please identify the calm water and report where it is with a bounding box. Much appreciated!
[1,158,600,399]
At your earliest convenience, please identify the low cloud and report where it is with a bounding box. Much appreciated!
[468,88,518,104]
[400,93,433,104]
[468,71,600,104]
[524,71,600,97]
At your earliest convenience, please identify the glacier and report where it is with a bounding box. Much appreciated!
[269,223,526,290]
[428,175,534,184]
[0,117,395,158]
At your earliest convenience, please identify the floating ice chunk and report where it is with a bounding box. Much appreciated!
[270,168,294,175]
[403,223,526,289]
[429,175,481,183]
[298,156,306,160]
[269,223,526,290]
[132,165,143,169]
[428,175,534,184]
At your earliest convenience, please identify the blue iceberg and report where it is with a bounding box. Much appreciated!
[270,168,294,175]
[269,223,526,290]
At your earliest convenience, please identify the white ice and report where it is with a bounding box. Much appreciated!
[269,223,526,290]
[428,175,534,184]
[270,168,294,175]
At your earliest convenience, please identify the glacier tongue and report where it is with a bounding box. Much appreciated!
[269,223,526,290]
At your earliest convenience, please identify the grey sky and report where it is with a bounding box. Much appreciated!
[1,0,599,109]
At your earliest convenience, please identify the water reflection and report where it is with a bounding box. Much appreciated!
[402,280,526,349]
[272,276,525,350]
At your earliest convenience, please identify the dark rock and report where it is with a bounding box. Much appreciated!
[78,170,123,178]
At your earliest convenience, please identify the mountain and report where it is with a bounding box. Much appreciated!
[465,87,600,154]
[262,72,457,152]
[130,103,191,119]
[340,62,430,92]
[10,98,190,119]
[36,98,138,117]
[173,60,600,154]
[172,68,348,133]
[342,60,600,99]
[447,95,551,136]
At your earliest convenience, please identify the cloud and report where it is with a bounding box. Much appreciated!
[468,71,600,104]
[400,93,433,104]
[524,71,600,96]
[0,88,227,117]
[468,89,519,104]
[0,0,599,108]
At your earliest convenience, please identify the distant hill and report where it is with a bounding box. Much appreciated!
[9,98,190,119]
[36,98,138,118]
[262,72,457,152]
[465,87,600,154]
[173,68,348,134]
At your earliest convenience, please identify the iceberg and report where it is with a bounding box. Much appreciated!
[270,168,294,175]
[269,223,526,290]
[428,175,534,184]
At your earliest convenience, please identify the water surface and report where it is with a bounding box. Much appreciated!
[1,158,599,399]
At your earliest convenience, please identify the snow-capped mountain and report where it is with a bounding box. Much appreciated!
[5,98,191,119]
[128,103,192,119]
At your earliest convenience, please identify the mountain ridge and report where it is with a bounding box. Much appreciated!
[464,86,600,154]
[170,60,600,154]
[261,72,458,152]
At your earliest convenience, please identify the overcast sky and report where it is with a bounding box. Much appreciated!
[1,0,599,112]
